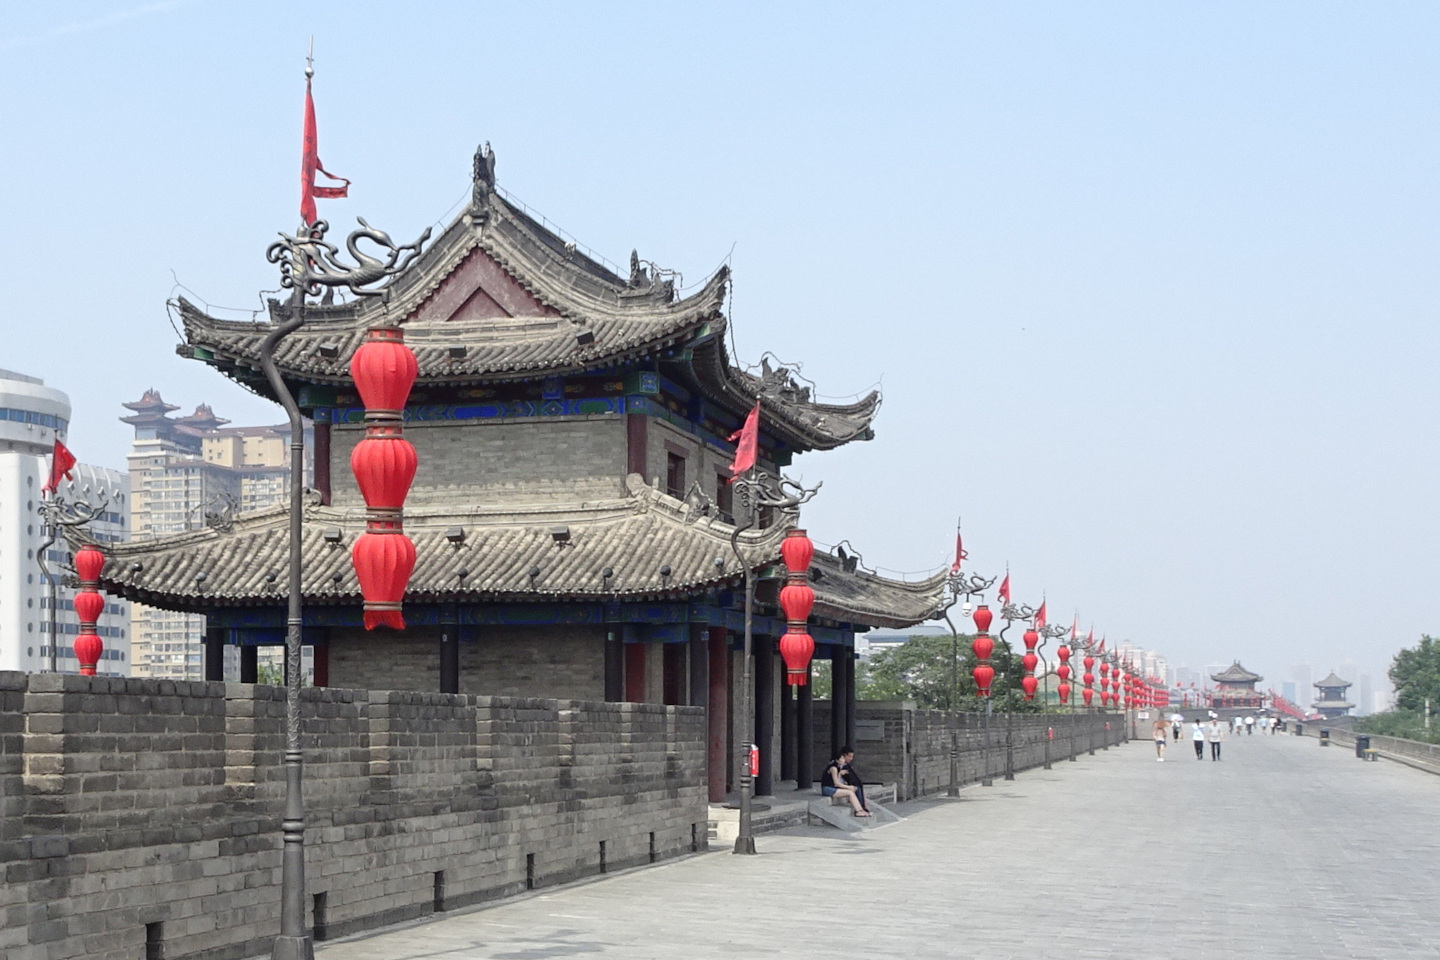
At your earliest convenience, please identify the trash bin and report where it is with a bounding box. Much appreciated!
[1319,728,1330,745]
[1355,735,1371,759]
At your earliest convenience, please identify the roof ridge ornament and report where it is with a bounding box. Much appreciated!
[472,142,496,213]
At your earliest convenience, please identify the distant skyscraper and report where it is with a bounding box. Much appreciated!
[1358,674,1373,716]
[0,370,130,675]
[1282,681,1298,704]
[1290,663,1313,704]
[122,390,305,680]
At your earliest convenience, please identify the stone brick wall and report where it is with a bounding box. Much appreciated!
[327,625,606,701]
[1,671,706,960]
[330,416,627,507]
[810,701,1125,799]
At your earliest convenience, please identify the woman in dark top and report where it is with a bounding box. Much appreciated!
[820,747,870,817]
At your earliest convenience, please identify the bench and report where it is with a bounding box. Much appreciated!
[1363,748,1380,762]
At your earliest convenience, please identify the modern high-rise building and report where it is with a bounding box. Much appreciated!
[0,370,130,675]
[1358,674,1373,716]
[122,390,305,680]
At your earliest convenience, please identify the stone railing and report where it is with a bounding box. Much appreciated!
[0,672,707,960]
[812,702,1127,799]
[1296,720,1440,772]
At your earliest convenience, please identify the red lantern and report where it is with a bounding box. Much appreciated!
[780,529,815,573]
[1022,628,1038,651]
[349,326,419,629]
[1082,671,1095,686]
[973,663,995,696]
[1058,681,1071,704]
[1100,662,1110,678]
[1057,664,1071,681]
[1057,644,1071,664]
[1021,652,1038,674]
[778,529,816,684]
[971,634,994,661]
[1021,675,1038,700]
[350,434,417,509]
[1082,687,1094,706]
[779,632,815,684]
[72,544,106,676]
[972,604,993,634]
[1083,654,1095,670]
[350,328,418,414]
[351,531,415,631]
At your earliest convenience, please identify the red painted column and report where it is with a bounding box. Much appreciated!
[707,626,729,803]
[624,643,647,702]
[313,420,331,505]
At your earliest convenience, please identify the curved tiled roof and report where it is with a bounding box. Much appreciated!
[808,552,945,630]
[176,159,879,453]
[1314,672,1350,689]
[78,482,936,629]
[1211,661,1262,684]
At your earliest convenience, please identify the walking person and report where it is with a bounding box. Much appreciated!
[1207,718,1225,760]
[1171,714,1182,741]
[1191,720,1206,760]
[1153,720,1168,761]
[1245,715,1255,735]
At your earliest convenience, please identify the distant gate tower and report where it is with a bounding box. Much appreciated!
[1312,672,1354,719]
[1207,661,1265,711]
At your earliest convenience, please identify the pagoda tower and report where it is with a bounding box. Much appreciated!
[1207,661,1266,712]
[92,146,944,800]
[1312,672,1355,719]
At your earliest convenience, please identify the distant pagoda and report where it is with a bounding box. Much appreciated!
[1207,661,1265,711]
[1312,672,1354,719]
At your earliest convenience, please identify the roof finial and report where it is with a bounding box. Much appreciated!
[305,36,314,80]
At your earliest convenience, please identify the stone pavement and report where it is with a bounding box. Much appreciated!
[318,730,1440,959]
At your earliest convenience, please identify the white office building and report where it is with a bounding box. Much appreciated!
[0,370,129,675]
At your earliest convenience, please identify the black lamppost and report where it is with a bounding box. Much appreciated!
[727,471,818,855]
[938,570,995,797]
[36,487,110,672]
[262,214,427,959]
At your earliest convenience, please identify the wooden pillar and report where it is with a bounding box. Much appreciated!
[796,666,814,790]
[203,623,224,682]
[662,643,684,706]
[688,625,708,709]
[780,681,796,783]
[830,646,845,759]
[625,413,648,479]
[239,644,258,684]
[754,637,774,797]
[313,420,332,505]
[604,627,624,702]
[624,643,647,702]
[843,651,857,753]
[312,636,329,688]
[707,627,728,803]
[439,616,459,695]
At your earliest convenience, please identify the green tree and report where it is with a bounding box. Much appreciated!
[1389,634,1440,711]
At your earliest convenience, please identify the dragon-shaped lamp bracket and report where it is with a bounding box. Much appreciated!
[265,218,431,301]
[36,490,110,672]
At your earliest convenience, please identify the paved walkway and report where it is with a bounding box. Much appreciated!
[319,731,1440,959]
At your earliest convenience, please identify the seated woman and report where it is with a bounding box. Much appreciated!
[820,746,871,817]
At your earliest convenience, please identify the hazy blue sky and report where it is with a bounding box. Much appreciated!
[2,2,1436,692]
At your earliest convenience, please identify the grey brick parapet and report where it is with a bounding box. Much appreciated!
[0,671,706,960]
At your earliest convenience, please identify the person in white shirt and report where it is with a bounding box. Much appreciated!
[1207,719,1225,760]
[1191,721,1206,760]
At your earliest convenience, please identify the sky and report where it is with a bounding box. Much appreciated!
[2,2,1436,692]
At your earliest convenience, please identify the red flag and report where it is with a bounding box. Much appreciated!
[43,440,76,495]
[1035,600,1047,629]
[950,519,965,574]
[1070,617,1078,642]
[301,76,350,225]
[997,570,1011,605]
[727,402,760,481]
[1097,635,1105,654]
